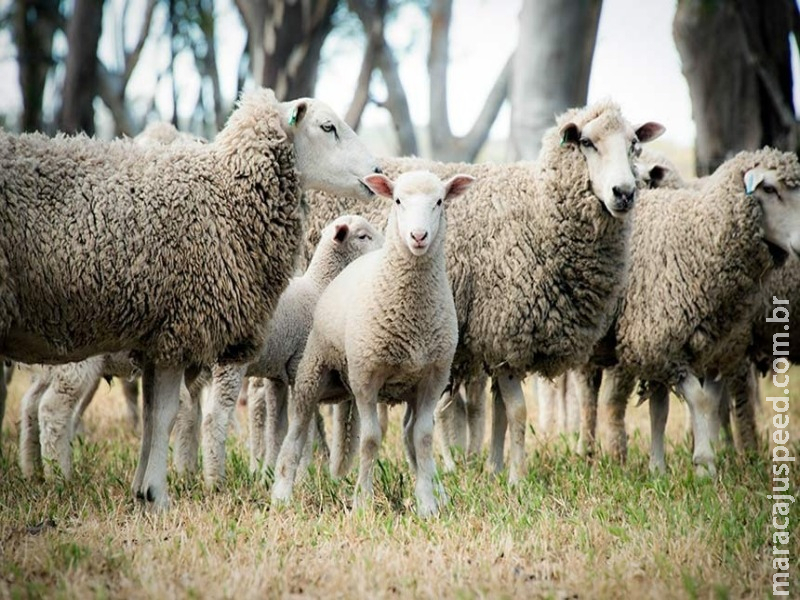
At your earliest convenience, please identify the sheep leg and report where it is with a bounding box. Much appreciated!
[497,371,527,485]
[378,402,389,440]
[40,360,104,479]
[554,374,568,432]
[263,379,288,469]
[121,377,140,432]
[70,376,101,439]
[648,383,670,474]
[134,364,183,510]
[412,368,450,517]
[315,407,330,460]
[487,378,507,475]
[271,354,326,504]
[351,379,384,512]
[464,376,486,457]
[247,378,267,472]
[202,363,245,489]
[574,367,600,458]
[329,398,359,479]
[297,408,317,480]
[535,376,555,437]
[434,387,458,472]
[403,402,417,471]
[676,373,720,478]
[727,364,759,453]
[19,373,51,478]
[602,368,635,463]
[173,379,202,475]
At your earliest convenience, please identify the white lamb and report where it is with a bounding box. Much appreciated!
[201,214,384,486]
[272,170,474,517]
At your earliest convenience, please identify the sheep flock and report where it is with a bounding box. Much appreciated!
[1,87,798,521]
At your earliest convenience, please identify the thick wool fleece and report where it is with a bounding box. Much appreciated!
[616,148,797,383]
[0,88,303,367]
[303,104,634,380]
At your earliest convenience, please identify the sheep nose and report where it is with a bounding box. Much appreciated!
[410,230,428,243]
[612,185,635,208]
[373,166,383,174]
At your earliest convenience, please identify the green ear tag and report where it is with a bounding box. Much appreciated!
[288,111,298,127]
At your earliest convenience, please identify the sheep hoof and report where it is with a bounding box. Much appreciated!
[137,485,171,512]
[271,479,293,505]
[648,460,667,475]
[416,498,439,518]
[693,461,717,480]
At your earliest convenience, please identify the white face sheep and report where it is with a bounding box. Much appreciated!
[0,87,379,510]
[745,166,800,258]
[271,170,474,517]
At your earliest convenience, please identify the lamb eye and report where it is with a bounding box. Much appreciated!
[395,198,401,205]
[358,233,370,240]
[580,138,595,150]
[762,184,777,195]
[436,198,443,206]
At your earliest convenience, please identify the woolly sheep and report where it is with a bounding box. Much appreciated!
[272,170,474,516]
[0,88,379,509]
[301,101,665,482]
[581,148,800,476]
[200,214,384,488]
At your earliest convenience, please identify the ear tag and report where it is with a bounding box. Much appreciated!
[744,171,763,195]
[288,109,298,127]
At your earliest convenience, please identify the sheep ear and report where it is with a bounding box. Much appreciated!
[288,101,308,127]
[635,122,666,143]
[560,123,580,146]
[333,223,349,243]
[744,169,765,195]
[361,173,394,199]
[649,165,667,186]
[444,174,475,202]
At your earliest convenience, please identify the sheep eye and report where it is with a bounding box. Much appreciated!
[395,198,401,205]
[761,183,777,195]
[357,233,370,240]
[580,138,595,150]
[321,122,338,139]
[436,198,443,206]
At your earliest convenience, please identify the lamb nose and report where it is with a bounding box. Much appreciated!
[613,185,634,204]
[411,230,428,243]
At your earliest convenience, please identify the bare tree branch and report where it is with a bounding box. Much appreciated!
[123,0,158,84]
[378,46,418,156]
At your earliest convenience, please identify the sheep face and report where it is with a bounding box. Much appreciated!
[561,118,665,217]
[745,167,800,259]
[280,98,381,199]
[362,171,474,257]
[327,214,384,260]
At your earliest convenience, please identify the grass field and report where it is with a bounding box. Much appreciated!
[1,368,798,599]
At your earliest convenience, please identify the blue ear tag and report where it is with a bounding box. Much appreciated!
[744,171,761,195]
[288,110,298,127]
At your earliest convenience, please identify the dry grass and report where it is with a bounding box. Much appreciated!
[1,368,798,599]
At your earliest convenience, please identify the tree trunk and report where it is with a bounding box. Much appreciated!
[235,0,337,100]
[12,0,61,132]
[58,0,106,135]
[674,0,797,175]
[507,0,602,160]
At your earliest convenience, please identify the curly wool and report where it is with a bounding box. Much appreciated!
[303,102,634,379]
[0,88,303,367]
[616,147,796,383]
[751,261,800,366]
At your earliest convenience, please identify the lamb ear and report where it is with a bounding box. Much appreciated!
[444,174,475,201]
[744,169,765,195]
[635,122,666,143]
[288,101,308,127]
[361,173,395,199]
[560,123,580,146]
[333,223,349,243]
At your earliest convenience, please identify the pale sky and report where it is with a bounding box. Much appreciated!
[0,0,797,150]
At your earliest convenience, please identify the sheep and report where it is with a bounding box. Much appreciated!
[0,87,380,509]
[300,101,665,482]
[271,170,474,516]
[577,148,800,476]
[200,214,384,488]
